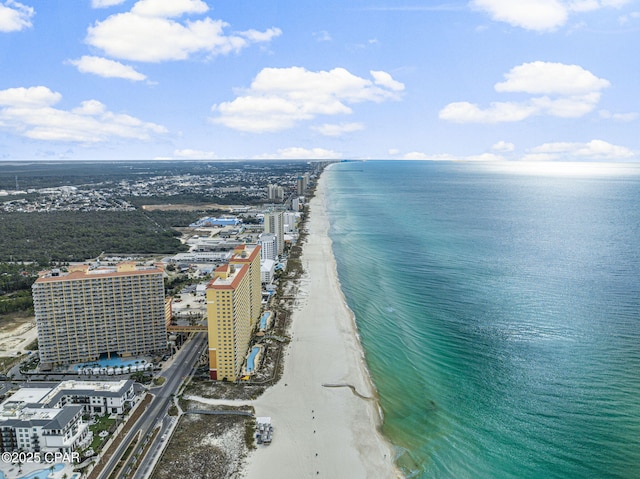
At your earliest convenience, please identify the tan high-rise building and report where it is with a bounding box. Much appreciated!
[32,262,167,367]
[230,244,262,323]
[206,244,261,380]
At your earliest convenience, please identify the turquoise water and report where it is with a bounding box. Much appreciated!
[260,311,272,330]
[0,463,64,479]
[325,161,640,479]
[74,356,148,370]
[247,346,261,373]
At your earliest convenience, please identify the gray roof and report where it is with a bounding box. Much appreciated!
[43,380,134,408]
[44,405,83,430]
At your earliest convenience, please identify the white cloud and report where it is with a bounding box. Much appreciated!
[618,10,640,24]
[85,0,281,62]
[91,0,127,8]
[131,0,209,18]
[173,148,217,159]
[0,86,167,142]
[530,92,602,117]
[72,99,107,116]
[523,139,635,161]
[0,86,61,107]
[68,56,147,81]
[240,28,282,43]
[569,0,631,12]
[312,122,364,137]
[495,61,610,95]
[439,101,538,123]
[254,147,342,160]
[0,0,34,32]
[599,109,639,121]
[213,67,404,133]
[371,70,405,92]
[440,61,609,123]
[471,0,568,31]
[313,30,332,42]
[471,0,631,31]
[492,140,515,152]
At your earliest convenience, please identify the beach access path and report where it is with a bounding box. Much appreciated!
[244,170,401,478]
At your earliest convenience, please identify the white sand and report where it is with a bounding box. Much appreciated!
[245,171,402,479]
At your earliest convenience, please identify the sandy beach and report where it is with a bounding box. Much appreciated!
[244,171,402,478]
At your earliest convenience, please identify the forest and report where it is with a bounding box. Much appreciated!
[0,210,193,263]
[0,263,40,315]
[0,208,206,315]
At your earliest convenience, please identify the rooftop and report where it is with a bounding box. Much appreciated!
[35,261,163,283]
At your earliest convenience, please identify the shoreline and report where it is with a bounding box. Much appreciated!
[245,168,402,478]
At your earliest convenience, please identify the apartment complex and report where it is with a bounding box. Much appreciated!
[206,244,261,380]
[0,380,135,454]
[32,262,167,368]
[266,184,285,202]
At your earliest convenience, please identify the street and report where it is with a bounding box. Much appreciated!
[96,333,207,479]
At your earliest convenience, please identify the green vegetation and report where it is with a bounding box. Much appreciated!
[19,354,39,373]
[165,273,194,296]
[130,371,153,384]
[88,415,116,451]
[167,404,179,416]
[244,418,257,450]
[0,210,188,262]
[0,263,39,293]
[153,376,166,386]
[0,290,33,315]
[0,263,38,316]
[0,355,23,375]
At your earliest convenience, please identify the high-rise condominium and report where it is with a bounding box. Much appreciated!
[32,262,167,368]
[206,244,261,380]
[264,209,284,256]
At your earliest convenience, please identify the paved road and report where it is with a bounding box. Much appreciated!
[96,333,207,479]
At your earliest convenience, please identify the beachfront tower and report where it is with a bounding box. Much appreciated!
[258,233,277,261]
[32,262,167,368]
[264,209,285,256]
[206,244,262,380]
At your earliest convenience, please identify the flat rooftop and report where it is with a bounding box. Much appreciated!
[2,387,51,405]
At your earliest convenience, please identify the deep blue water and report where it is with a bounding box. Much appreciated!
[325,161,640,479]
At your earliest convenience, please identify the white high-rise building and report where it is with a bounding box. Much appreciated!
[283,212,298,233]
[264,209,285,256]
[258,233,278,260]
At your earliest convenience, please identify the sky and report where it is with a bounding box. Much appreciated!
[0,0,639,162]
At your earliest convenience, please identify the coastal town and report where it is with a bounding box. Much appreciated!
[0,161,399,479]
[0,162,313,213]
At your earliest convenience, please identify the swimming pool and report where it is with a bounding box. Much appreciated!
[0,463,64,479]
[259,311,272,330]
[74,355,152,375]
[246,346,261,374]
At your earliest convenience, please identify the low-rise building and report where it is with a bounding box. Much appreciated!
[0,380,136,454]
[41,379,136,415]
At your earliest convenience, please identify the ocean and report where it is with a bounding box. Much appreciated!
[324,161,640,479]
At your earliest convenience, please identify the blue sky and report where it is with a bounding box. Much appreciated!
[0,0,639,162]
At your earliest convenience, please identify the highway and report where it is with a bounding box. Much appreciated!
[96,333,207,479]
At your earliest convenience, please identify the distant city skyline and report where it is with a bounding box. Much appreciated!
[0,0,638,164]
